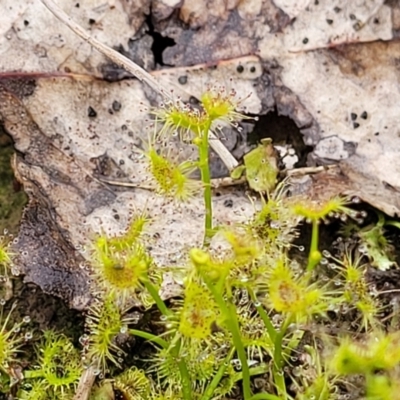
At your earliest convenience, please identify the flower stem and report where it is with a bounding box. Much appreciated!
[176,340,192,400]
[201,347,235,400]
[249,394,282,400]
[142,278,191,399]
[272,316,291,399]
[168,334,192,400]
[198,122,213,246]
[129,329,169,349]
[201,273,252,399]
[139,283,192,400]
[307,219,320,271]
[141,277,171,317]
[248,288,277,342]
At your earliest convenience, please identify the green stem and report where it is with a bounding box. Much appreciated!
[233,363,270,383]
[177,348,192,400]
[170,335,192,400]
[141,278,191,399]
[248,364,270,377]
[129,329,169,349]
[248,288,277,342]
[202,275,252,399]
[311,219,319,255]
[272,316,292,399]
[201,348,235,400]
[198,122,213,246]
[386,220,400,230]
[24,370,45,379]
[141,277,171,317]
[306,218,320,271]
[249,394,282,400]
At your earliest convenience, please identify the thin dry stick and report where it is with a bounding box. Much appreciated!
[96,175,247,190]
[40,0,239,171]
[72,366,96,400]
[285,164,338,176]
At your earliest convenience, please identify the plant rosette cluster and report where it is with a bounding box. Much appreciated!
[0,80,394,400]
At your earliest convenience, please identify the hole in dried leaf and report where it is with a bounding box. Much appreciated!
[146,15,176,67]
[247,109,312,168]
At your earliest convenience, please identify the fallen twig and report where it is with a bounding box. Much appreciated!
[73,365,96,400]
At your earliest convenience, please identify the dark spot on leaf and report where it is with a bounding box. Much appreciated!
[341,357,351,365]
[112,100,121,112]
[189,96,200,105]
[349,14,356,20]
[361,111,367,119]
[224,199,233,208]
[353,122,360,129]
[237,65,244,73]
[334,7,341,12]
[89,18,96,25]
[88,106,97,118]
[250,66,256,73]
[24,20,29,26]
[178,75,188,85]
[351,113,357,121]
[303,38,309,44]
[326,19,333,25]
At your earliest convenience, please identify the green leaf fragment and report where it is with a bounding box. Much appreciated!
[231,138,279,192]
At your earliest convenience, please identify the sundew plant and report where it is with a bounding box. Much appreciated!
[0,1,398,399]
[74,61,388,400]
